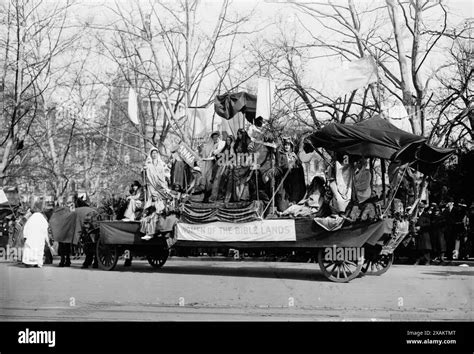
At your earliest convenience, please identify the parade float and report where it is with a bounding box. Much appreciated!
[88,101,455,282]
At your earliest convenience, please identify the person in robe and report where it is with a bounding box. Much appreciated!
[22,208,53,268]
[211,135,235,202]
[123,180,144,221]
[327,154,354,214]
[275,137,305,212]
[280,176,329,218]
[201,132,225,202]
[233,129,252,201]
[248,137,275,202]
[170,146,192,192]
[354,158,372,204]
[140,201,162,241]
[143,147,171,212]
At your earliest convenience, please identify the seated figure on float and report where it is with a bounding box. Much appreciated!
[123,180,144,221]
[140,197,165,241]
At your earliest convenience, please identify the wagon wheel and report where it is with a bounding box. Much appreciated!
[317,248,363,283]
[361,253,393,276]
[96,237,119,271]
[147,247,169,269]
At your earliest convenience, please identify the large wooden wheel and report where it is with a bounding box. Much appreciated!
[318,248,363,283]
[361,253,393,276]
[147,247,169,269]
[96,237,119,271]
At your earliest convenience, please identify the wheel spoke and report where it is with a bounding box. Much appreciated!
[328,263,337,275]
[341,265,348,279]
[346,260,357,268]
[344,262,354,274]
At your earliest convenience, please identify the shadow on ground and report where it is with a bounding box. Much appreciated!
[5,261,336,282]
[421,270,474,277]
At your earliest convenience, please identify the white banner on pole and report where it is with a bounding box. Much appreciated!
[332,56,378,96]
[0,189,8,204]
[176,220,296,242]
[256,77,276,120]
[128,87,139,125]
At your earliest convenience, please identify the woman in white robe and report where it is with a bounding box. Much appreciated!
[143,147,171,212]
[22,212,50,268]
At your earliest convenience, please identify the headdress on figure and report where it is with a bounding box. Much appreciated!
[281,137,294,149]
[146,147,163,164]
[210,131,221,138]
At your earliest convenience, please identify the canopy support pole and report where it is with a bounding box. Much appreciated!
[369,158,374,193]
[382,164,409,217]
[381,158,386,206]
[262,167,291,217]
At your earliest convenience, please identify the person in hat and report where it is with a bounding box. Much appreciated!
[186,163,206,202]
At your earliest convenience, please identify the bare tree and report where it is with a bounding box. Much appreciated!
[290,0,457,136]
[428,18,473,148]
[93,0,256,155]
[0,0,78,186]
[247,25,380,131]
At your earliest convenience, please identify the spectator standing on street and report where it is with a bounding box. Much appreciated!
[444,198,456,260]
[430,203,447,263]
[414,202,432,265]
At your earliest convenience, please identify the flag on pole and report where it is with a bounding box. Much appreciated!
[331,56,378,96]
[256,77,276,120]
[0,189,8,204]
[128,87,139,125]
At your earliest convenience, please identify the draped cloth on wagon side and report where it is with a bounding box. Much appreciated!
[49,207,98,245]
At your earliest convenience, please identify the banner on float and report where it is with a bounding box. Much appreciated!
[176,220,296,242]
[177,143,200,167]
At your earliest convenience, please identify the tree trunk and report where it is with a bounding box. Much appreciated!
[0,138,14,186]
[386,0,422,135]
[45,107,64,199]
[93,99,113,204]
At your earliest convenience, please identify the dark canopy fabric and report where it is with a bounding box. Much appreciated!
[395,143,456,174]
[303,116,455,174]
[214,92,257,123]
[303,117,426,159]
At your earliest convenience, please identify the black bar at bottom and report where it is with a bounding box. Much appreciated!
[0,321,472,353]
